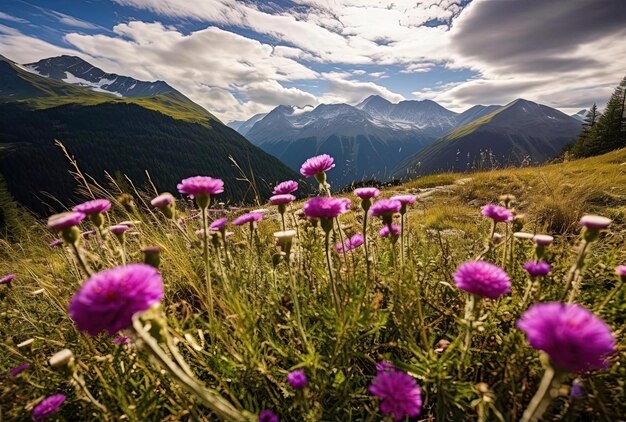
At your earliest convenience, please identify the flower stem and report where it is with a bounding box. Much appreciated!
[287,264,310,351]
[562,239,589,303]
[201,207,214,319]
[70,242,93,277]
[400,213,405,267]
[324,229,341,315]
[461,293,477,364]
[520,364,564,422]
[131,316,249,420]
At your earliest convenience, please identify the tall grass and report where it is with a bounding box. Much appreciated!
[1,149,625,421]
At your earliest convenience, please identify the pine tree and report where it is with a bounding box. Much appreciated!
[583,103,599,130]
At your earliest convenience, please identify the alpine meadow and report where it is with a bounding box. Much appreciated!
[1,1,626,422]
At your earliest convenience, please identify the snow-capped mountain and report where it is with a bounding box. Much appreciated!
[356,95,458,138]
[245,103,434,187]
[25,55,178,98]
[227,113,267,136]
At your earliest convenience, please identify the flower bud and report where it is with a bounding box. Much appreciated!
[142,246,161,269]
[49,349,75,373]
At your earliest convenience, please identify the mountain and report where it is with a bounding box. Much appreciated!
[245,103,434,187]
[356,95,458,138]
[27,55,179,99]
[570,109,588,122]
[455,105,502,128]
[0,55,301,214]
[228,113,268,136]
[392,99,583,178]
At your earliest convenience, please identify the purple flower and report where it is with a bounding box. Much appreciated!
[73,199,111,215]
[375,361,395,373]
[109,225,130,235]
[523,261,551,277]
[481,204,513,223]
[1,274,15,285]
[210,218,228,231]
[300,154,335,177]
[354,187,380,199]
[151,192,175,208]
[232,212,263,226]
[270,194,296,205]
[390,195,416,205]
[287,369,308,389]
[69,264,163,336]
[369,199,401,218]
[453,261,511,299]
[616,265,626,278]
[48,239,63,249]
[177,176,224,198]
[579,215,611,230]
[273,180,298,195]
[380,224,401,238]
[571,379,585,399]
[369,369,422,421]
[517,302,616,373]
[9,362,29,376]
[114,336,130,345]
[303,197,350,219]
[258,409,278,422]
[336,234,364,253]
[47,212,85,232]
[32,394,65,421]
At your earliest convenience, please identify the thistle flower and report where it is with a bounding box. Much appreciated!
[150,192,175,208]
[303,197,350,220]
[300,154,335,177]
[210,218,228,231]
[616,265,626,281]
[68,264,163,336]
[151,193,176,219]
[73,199,111,215]
[287,369,308,390]
[579,215,611,230]
[270,194,295,205]
[453,261,511,299]
[47,212,85,232]
[109,224,130,236]
[369,369,422,421]
[354,187,380,199]
[336,233,364,253]
[379,224,400,238]
[523,261,551,277]
[142,246,161,269]
[258,409,279,422]
[9,362,29,377]
[1,274,15,285]
[390,195,416,214]
[517,302,616,373]
[177,176,224,209]
[369,199,401,218]
[273,180,298,194]
[32,394,66,421]
[481,204,513,223]
[232,212,263,226]
[48,239,63,249]
[533,234,554,246]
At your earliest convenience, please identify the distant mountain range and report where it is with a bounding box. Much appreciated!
[393,99,583,178]
[570,109,589,122]
[0,55,300,214]
[231,95,582,186]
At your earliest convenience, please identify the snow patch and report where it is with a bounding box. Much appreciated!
[62,72,123,97]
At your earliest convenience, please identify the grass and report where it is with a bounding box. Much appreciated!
[1,149,625,421]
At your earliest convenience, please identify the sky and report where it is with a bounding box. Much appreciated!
[1,0,625,122]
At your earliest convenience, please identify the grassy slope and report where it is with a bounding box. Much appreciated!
[1,148,625,420]
[2,58,217,126]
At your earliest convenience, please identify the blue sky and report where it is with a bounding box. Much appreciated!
[1,0,624,121]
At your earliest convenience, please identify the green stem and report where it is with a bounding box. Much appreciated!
[201,207,214,319]
[70,242,93,277]
[400,213,405,267]
[324,229,341,315]
[562,239,589,302]
[520,364,563,422]
[461,293,477,364]
[287,264,310,351]
[132,316,249,420]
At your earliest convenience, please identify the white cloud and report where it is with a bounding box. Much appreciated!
[0,12,29,24]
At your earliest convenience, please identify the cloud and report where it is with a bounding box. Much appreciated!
[319,72,405,104]
[44,9,104,30]
[0,12,29,24]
